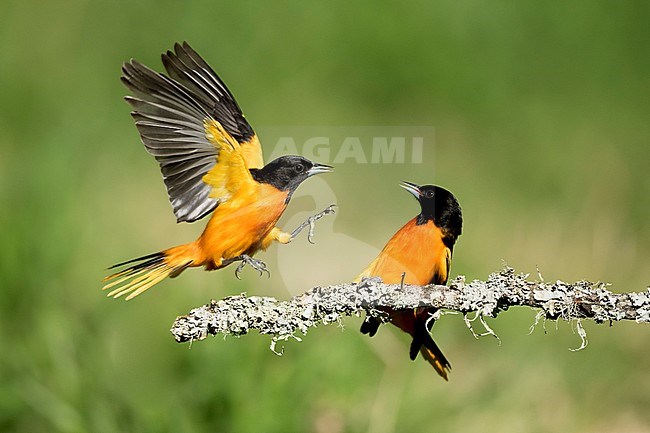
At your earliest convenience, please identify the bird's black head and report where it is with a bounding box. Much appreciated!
[251,155,333,195]
[400,181,463,242]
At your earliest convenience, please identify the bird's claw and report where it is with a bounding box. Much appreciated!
[234,255,270,279]
[290,204,337,244]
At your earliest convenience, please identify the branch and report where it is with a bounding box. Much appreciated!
[170,267,650,348]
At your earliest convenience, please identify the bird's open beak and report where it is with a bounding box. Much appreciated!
[307,163,334,176]
[399,180,421,198]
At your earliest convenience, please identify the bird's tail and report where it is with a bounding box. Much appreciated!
[102,243,195,300]
[409,315,451,380]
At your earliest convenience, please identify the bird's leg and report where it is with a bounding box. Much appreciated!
[289,204,337,244]
[223,255,270,279]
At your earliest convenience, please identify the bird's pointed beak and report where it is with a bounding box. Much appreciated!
[399,180,421,198]
[307,163,334,176]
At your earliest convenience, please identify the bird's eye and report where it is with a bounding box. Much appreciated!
[295,164,304,173]
[425,190,434,198]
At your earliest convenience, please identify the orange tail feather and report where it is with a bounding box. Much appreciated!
[418,344,451,381]
[103,244,195,300]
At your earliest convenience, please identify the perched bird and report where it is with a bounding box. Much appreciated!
[103,42,334,300]
[357,181,462,380]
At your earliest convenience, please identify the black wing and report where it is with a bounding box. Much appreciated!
[121,42,260,223]
[161,42,255,144]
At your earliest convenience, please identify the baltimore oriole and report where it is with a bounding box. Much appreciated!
[103,42,334,300]
[357,181,462,380]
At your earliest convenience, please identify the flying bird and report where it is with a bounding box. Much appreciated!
[103,42,334,300]
[357,181,462,380]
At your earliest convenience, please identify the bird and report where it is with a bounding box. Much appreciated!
[356,181,462,380]
[103,42,335,300]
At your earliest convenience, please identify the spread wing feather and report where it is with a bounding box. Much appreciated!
[161,43,257,145]
[121,42,263,223]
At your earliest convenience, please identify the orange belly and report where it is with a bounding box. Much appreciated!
[196,184,288,268]
[364,218,449,285]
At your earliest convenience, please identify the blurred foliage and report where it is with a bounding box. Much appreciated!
[1,0,649,432]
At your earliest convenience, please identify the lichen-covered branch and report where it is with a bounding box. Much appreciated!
[170,268,650,346]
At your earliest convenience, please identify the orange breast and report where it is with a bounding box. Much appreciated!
[197,184,288,265]
[364,218,449,285]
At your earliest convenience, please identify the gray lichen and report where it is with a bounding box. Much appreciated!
[170,267,650,346]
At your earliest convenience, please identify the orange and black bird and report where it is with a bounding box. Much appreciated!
[357,181,462,380]
[103,42,334,300]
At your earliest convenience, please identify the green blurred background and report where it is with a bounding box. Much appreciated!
[1,1,649,432]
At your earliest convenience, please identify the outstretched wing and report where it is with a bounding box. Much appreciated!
[121,42,263,223]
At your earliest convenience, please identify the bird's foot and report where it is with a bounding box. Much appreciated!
[289,204,337,243]
[229,255,270,279]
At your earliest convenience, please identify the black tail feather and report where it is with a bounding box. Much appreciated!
[410,317,451,370]
[108,252,165,270]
